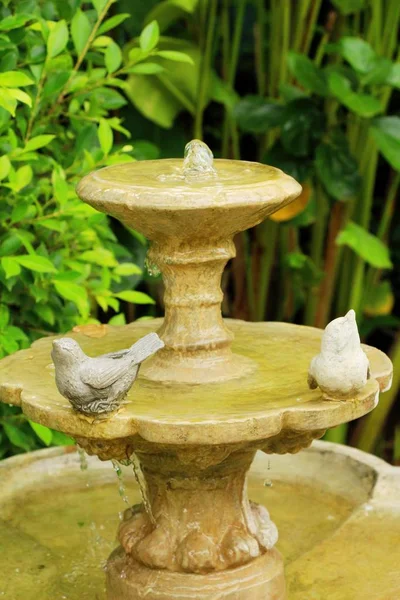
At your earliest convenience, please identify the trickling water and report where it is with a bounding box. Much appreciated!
[111,460,130,505]
[77,446,88,471]
[131,453,156,526]
[144,254,161,277]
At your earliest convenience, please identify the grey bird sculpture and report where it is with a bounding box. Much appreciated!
[51,332,164,417]
[308,309,370,399]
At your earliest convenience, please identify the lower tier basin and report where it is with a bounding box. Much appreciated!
[0,441,399,600]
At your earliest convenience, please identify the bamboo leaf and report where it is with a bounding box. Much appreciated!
[337,37,376,73]
[288,52,328,96]
[328,72,382,117]
[331,0,366,14]
[336,222,392,268]
[370,117,400,171]
[233,96,284,133]
[315,137,360,200]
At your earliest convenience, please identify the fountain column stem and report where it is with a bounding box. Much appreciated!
[142,238,257,384]
[149,240,235,352]
[107,445,286,600]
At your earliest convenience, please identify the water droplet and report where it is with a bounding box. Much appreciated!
[131,453,156,526]
[111,460,130,505]
[264,479,273,488]
[77,446,88,471]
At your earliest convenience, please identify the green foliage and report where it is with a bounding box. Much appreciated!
[0,0,192,457]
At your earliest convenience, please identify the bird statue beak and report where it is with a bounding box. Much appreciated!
[345,309,356,321]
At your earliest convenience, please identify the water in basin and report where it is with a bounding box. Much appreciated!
[0,463,354,600]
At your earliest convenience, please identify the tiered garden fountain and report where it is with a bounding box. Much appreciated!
[0,142,399,600]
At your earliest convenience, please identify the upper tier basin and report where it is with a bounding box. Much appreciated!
[76,159,302,241]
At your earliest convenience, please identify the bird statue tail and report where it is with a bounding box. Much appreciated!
[128,333,164,365]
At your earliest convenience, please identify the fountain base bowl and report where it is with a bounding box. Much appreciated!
[106,546,285,600]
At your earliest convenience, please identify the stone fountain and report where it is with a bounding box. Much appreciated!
[0,142,398,600]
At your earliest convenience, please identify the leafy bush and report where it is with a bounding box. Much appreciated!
[0,0,191,455]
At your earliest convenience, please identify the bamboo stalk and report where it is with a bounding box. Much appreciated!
[221,0,246,157]
[315,202,346,328]
[255,220,278,321]
[194,0,218,140]
[304,183,327,325]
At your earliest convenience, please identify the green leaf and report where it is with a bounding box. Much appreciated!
[105,40,122,73]
[1,257,21,279]
[331,0,366,14]
[115,290,155,304]
[98,119,113,155]
[233,95,284,133]
[71,9,92,55]
[52,168,69,202]
[315,136,360,200]
[328,72,382,117]
[35,304,55,325]
[337,37,376,73]
[79,248,117,267]
[0,334,19,354]
[0,155,11,181]
[281,98,325,157]
[91,0,108,14]
[3,424,32,451]
[108,313,126,325]
[287,52,328,95]
[156,50,194,65]
[0,89,17,115]
[98,13,131,35]
[51,430,75,446]
[0,304,10,330]
[54,280,89,316]
[386,63,400,89]
[47,20,69,58]
[115,263,142,276]
[0,14,32,31]
[24,134,55,152]
[140,20,159,53]
[29,421,53,446]
[0,71,33,87]
[7,88,32,107]
[15,255,57,273]
[370,117,400,171]
[128,62,165,75]
[10,165,33,191]
[336,222,392,268]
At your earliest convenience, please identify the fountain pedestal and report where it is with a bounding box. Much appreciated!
[107,445,285,599]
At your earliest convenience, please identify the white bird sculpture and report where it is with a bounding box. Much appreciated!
[52,333,164,417]
[308,309,370,399]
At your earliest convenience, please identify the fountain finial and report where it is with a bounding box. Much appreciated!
[183,139,216,176]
